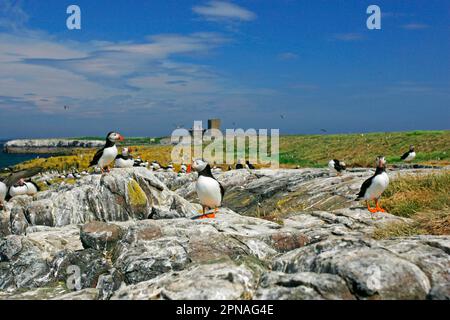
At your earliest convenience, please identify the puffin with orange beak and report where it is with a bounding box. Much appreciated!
[90,131,124,173]
[115,147,134,168]
[191,159,225,219]
[356,156,390,213]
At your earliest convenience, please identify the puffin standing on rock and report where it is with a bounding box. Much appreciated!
[401,145,416,162]
[192,159,225,219]
[89,132,124,173]
[356,156,390,213]
[328,159,346,176]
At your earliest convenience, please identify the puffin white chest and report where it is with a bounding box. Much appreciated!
[196,175,222,208]
[99,146,118,168]
[328,160,336,172]
[115,158,134,168]
[0,182,7,201]
[365,172,389,200]
[405,152,416,162]
[9,185,29,198]
[25,182,38,195]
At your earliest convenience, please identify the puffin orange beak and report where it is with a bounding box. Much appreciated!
[118,135,124,141]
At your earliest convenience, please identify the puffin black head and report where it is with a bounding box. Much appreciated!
[106,132,124,143]
[376,156,386,168]
[409,145,415,152]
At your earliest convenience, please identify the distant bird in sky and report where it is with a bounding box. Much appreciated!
[280,114,285,119]
[64,105,69,110]
[320,129,327,133]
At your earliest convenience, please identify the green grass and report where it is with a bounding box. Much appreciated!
[10,130,450,172]
[373,171,450,239]
[279,130,450,168]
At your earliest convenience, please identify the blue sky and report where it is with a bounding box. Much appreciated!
[0,0,449,138]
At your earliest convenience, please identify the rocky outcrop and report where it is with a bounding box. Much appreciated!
[0,167,449,300]
[0,168,197,236]
[3,139,104,154]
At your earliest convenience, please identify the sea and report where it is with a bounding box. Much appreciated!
[0,140,53,170]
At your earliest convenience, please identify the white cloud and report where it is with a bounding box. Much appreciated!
[0,29,268,118]
[192,1,256,22]
[0,0,28,31]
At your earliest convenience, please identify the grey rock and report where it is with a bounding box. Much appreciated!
[273,238,432,299]
[112,261,257,300]
[427,283,450,300]
[255,271,354,300]
[80,221,124,251]
[25,199,54,227]
[1,167,448,300]
[113,237,190,285]
[50,288,99,300]
[96,268,123,300]
[52,249,111,289]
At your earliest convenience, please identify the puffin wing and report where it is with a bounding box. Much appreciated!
[333,159,343,171]
[90,147,105,166]
[400,151,409,160]
[356,175,375,200]
[219,182,225,203]
[3,167,42,188]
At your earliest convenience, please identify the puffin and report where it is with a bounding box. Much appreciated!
[0,167,41,207]
[179,163,187,174]
[400,145,416,162]
[0,181,7,209]
[192,159,225,219]
[328,159,346,176]
[8,179,39,198]
[133,157,143,167]
[356,156,390,213]
[245,160,255,170]
[235,160,244,170]
[115,147,134,168]
[150,161,161,171]
[89,131,124,173]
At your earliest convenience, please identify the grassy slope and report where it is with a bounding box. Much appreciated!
[11,130,450,172]
[280,130,450,167]
[373,171,450,239]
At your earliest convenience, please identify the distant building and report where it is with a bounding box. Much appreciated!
[208,119,221,131]
[188,119,222,137]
